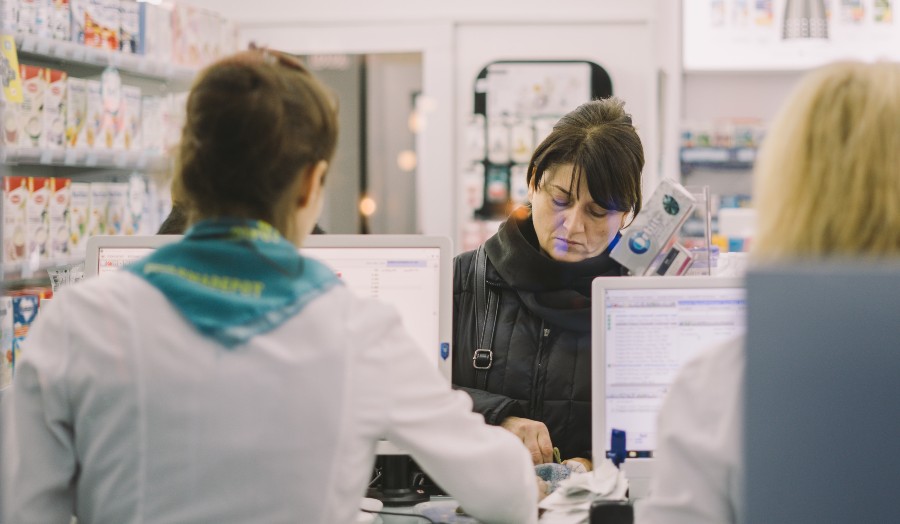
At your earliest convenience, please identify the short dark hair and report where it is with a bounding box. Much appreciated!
[176,49,338,236]
[528,97,644,220]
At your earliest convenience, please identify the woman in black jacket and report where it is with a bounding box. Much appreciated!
[453,97,644,468]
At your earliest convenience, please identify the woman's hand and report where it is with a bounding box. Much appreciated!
[535,475,550,502]
[500,416,554,464]
[562,457,593,473]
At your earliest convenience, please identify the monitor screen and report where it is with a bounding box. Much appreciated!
[95,243,444,370]
[300,246,442,368]
[97,247,156,277]
[601,286,746,457]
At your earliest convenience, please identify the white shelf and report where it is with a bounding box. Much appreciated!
[3,255,84,284]
[2,147,170,171]
[12,33,196,83]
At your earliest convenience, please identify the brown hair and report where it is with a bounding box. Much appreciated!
[528,97,644,222]
[176,49,338,237]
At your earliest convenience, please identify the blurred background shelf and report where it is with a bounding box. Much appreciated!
[11,33,197,83]
[2,147,170,172]
[3,255,84,287]
[680,146,757,173]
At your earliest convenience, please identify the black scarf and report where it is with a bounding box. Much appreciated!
[483,214,625,332]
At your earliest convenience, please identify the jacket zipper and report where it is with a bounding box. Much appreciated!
[529,321,550,420]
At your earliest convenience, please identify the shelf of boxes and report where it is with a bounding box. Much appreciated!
[1,146,169,171]
[3,255,84,283]
[679,146,757,173]
[12,33,197,83]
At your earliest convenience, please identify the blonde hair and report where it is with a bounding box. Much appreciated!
[753,61,900,260]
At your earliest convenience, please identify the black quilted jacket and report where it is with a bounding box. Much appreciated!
[452,214,626,460]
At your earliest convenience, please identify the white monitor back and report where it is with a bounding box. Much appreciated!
[592,276,746,497]
[745,265,900,524]
[85,234,453,455]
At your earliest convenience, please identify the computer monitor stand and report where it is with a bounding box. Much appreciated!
[366,455,429,506]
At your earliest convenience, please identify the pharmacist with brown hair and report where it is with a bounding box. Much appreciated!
[1,49,538,524]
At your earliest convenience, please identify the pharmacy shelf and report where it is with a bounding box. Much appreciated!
[2,147,170,171]
[2,255,84,287]
[680,147,757,173]
[12,33,196,83]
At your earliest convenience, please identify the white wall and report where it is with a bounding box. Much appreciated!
[189,0,672,244]
[184,1,654,25]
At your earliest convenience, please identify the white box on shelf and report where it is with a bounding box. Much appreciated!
[66,77,88,148]
[26,176,51,264]
[76,0,119,50]
[49,0,71,41]
[42,68,67,151]
[49,177,72,259]
[116,84,141,150]
[127,174,146,235]
[140,95,162,152]
[4,177,29,266]
[18,64,46,149]
[119,0,139,54]
[18,0,50,37]
[139,1,172,62]
[106,182,127,235]
[69,182,91,255]
[99,67,121,151]
[81,79,102,149]
[87,182,109,239]
[0,0,18,32]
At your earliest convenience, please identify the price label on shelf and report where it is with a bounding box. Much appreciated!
[63,149,79,166]
[136,151,148,169]
[114,151,128,168]
[39,150,54,165]
[36,39,51,56]
[71,46,86,62]
[20,36,36,53]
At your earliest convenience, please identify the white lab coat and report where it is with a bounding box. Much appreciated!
[634,339,745,524]
[1,271,538,524]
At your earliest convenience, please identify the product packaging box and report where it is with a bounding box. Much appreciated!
[76,0,119,50]
[49,0,71,40]
[18,0,50,37]
[42,68,67,150]
[2,100,18,147]
[69,182,91,255]
[140,95,162,153]
[106,182,127,234]
[87,182,108,238]
[0,296,13,389]
[3,176,28,265]
[119,0,139,54]
[49,178,72,259]
[18,64,46,149]
[116,85,141,150]
[0,0,17,32]
[138,2,172,61]
[26,177,51,264]
[100,67,121,150]
[81,79,102,149]
[127,174,146,235]
[611,179,697,276]
[66,77,87,148]
[11,294,40,374]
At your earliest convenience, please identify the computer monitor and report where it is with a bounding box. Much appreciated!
[745,265,900,524]
[85,235,180,278]
[591,276,746,498]
[85,233,454,454]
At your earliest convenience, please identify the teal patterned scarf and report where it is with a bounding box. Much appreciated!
[127,219,339,347]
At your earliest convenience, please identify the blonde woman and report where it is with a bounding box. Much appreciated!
[636,61,900,524]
